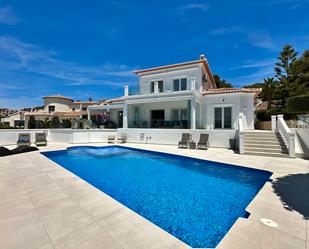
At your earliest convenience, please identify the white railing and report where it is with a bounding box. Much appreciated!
[237,113,245,154]
[277,114,295,158]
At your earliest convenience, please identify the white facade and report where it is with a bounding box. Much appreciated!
[0,112,24,127]
[88,55,259,131]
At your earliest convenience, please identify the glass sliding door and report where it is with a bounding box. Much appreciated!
[214,107,232,129]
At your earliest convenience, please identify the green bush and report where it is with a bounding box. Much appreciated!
[50,116,61,128]
[28,116,36,129]
[287,95,309,114]
[62,119,72,128]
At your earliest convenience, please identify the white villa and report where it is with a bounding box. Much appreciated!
[23,96,97,128]
[88,54,260,130]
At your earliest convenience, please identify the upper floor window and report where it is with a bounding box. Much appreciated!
[151,81,163,93]
[82,107,87,111]
[48,106,55,113]
[173,78,187,91]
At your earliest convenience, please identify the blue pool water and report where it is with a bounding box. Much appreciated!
[43,146,271,248]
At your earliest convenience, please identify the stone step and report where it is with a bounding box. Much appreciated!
[244,151,289,158]
[245,141,284,146]
[244,134,279,138]
[245,147,288,154]
[244,143,284,149]
[245,138,282,143]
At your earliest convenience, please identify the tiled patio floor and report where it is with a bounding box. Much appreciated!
[0,142,308,249]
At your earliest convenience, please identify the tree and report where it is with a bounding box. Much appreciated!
[275,44,298,98]
[50,116,61,128]
[263,78,277,109]
[290,49,309,96]
[28,116,36,129]
[213,74,233,88]
[62,119,72,128]
[42,118,50,128]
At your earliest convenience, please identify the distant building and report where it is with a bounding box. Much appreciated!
[23,96,97,128]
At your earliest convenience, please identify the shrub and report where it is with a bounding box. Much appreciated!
[50,116,61,128]
[28,115,36,129]
[287,95,309,114]
[62,119,72,128]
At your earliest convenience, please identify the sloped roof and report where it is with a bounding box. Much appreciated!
[43,95,73,101]
[202,88,261,97]
[134,57,215,84]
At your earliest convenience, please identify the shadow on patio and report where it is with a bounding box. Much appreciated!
[272,173,309,220]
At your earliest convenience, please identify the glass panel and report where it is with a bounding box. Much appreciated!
[180,109,187,120]
[171,109,179,121]
[181,78,187,90]
[158,81,163,92]
[151,82,154,93]
[214,107,222,129]
[224,107,232,129]
[173,79,179,91]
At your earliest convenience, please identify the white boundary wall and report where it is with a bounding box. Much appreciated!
[118,128,236,148]
[0,129,49,146]
[0,128,236,148]
[0,129,117,145]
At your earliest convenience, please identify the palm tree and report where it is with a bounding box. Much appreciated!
[263,77,276,109]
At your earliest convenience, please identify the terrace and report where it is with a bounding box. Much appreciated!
[0,141,308,249]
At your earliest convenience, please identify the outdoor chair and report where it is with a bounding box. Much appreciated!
[117,134,127,143]
[197,134,209,150]
[17,133,31,147]
[108,135,116,143]
[178,133,191,148]
[35,133,47,146]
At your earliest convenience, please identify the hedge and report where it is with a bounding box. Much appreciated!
[287,95,309,114]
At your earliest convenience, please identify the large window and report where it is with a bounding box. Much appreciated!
[48,105,55,113]
[214,107,232,129]
[173,78,187,91]
[151,81,163,93]
[171,109,188,121]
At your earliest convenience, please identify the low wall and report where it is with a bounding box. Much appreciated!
[295,128,309,159]
[0,128,236,149]
[0,129,49,146]
[118,128,237,148]
[49,129,117,144]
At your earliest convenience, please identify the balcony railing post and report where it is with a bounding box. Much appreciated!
[271,115,277,131]
[289,132,295,158]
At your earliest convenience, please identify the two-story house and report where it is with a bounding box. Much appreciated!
[24,96,96,128]
[88,54,260,130]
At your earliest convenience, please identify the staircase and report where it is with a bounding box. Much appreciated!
[244,131,289,157]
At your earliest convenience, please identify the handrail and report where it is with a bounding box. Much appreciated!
[277,115,295,158]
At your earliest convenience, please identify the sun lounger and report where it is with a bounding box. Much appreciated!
[117,134,126,143]
[108,135,116,143]
[17,133,31,146]
[35,133,47,146]
[178,133,191,148]
[197,134,209,150]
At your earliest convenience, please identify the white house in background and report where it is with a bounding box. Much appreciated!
[88,54,260,130]
[24,96,96,128]
[0,112,24,128]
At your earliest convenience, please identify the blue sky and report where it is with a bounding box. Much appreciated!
[0,0,308,108]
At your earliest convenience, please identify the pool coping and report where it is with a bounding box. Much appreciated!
[0,142,308,249]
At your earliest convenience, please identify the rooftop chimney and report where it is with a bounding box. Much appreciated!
[199,54,205,60]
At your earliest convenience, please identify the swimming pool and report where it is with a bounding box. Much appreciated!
[43,146,271,248]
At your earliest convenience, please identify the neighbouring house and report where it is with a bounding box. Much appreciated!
[0,112,25,128]
[88,54,261,130]
[24,96,96,128]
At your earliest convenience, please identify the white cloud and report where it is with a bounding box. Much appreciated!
[248,31,276,50]
[178,3,210,11]
[230,58,276,70]
[209,27,245,36]
[0,36,137,86]
[0,7,19,25]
